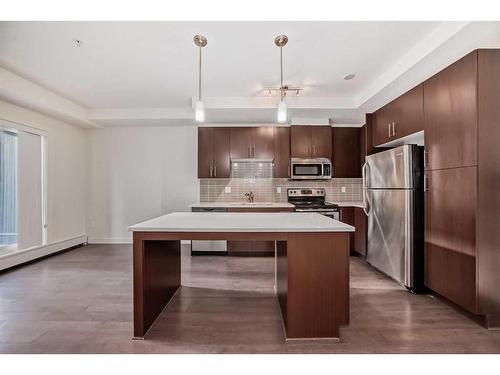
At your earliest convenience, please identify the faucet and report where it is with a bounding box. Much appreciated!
[244,191,254,203]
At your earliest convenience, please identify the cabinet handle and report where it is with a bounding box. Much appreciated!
[424,174,429,192]
[252,146,255,158]
[210,164,213,177]
[214,165,217,177]
[248,147,251,158]
[392,122,396,137]
[424,151,429,168]
[388,123,391,138]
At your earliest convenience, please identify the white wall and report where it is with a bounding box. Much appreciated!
[87,125,198,243]
[0,99,87,245]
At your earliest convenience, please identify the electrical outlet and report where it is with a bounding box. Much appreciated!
[224,186,231,193]
[276,187,282,193]
[341,186,346,193]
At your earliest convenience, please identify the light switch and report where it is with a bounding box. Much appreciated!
[276,187,282,193]
[225,186,231,193]
[341,186,346,193]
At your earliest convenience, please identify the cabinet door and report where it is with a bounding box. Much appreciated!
[340,207,355,251]
[252,127,274,159]
[230,127,253,159]
[424,51,478,170]
[372,104,392,146]
[310,126,332,158]
[197,127,213,178]
[290,126,311,158]
[332,127,361,178]
[273,127,290,178]
[212,127,231,178]
[424,166,477,313]
[353,208,367,256]
[392,84,424,139]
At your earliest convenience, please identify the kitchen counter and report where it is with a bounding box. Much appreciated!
[334,201,364,208]
[189,202,295,209]
[190,201,364,209]
[129,212,352,341]
[129,212,354,233]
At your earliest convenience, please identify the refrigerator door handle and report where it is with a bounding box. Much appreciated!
[362,162,369,216]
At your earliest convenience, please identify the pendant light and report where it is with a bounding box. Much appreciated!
[275,34,288,123]
[193,35,207,123]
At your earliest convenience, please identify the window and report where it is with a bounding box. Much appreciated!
[0,130,17,248]
[0,121,46,256]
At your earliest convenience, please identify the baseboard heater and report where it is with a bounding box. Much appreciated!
[0,235,87,272]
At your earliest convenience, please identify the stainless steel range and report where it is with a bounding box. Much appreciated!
[287,188,340,220]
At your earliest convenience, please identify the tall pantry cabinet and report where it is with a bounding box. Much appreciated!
[423,49,500,327]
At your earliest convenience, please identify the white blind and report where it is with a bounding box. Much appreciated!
[17,131,43,249]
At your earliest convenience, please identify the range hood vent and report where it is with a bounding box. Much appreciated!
[231,158,274,163]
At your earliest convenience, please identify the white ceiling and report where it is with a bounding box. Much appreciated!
[1,21,500,126]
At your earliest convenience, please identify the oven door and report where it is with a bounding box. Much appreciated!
[291,163,323,179]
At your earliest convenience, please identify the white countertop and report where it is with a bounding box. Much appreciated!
[189,202,295,209]
[129,212,354,233]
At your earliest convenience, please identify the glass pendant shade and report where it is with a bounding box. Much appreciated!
[194,100,205,123]
[277,100,288,123]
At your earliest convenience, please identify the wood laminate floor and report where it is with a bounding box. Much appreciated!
[1,244,500,353]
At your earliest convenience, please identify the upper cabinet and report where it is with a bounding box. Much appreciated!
[332,127,361,178]
[424,51,478,170]
[290,126,332,159]
[372,84,424,146]
[230,127,274,159]
[273,127,291,178]
[197,127,230,178]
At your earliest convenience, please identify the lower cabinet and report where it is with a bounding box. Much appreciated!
[339,207,367,256]
[353,207,367,256]
[339,208,355,253]
[227,207,294,256]
[424,166,478,313]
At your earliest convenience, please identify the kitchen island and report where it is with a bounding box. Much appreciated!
[129,212,354,341]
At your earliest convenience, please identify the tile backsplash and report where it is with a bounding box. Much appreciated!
[199,161,362,203]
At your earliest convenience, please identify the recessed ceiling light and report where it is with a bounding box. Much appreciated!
[73,39,83,47]
[344,73,356,81]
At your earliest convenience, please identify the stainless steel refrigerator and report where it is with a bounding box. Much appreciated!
[363,145,424,292]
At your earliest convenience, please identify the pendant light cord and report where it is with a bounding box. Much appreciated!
[280,46,283,102]
[198,45,202,101]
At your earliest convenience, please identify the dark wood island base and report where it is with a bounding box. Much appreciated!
[132,231,350,340]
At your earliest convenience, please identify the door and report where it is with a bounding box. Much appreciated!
[273,127,290,178]
[392,84,424,139]
[424,166,477,312]
[290,126,311,158]
[354,208,367,256]
[212,127,230,178]
[372,103,392,146]
[340,207,355,251]
[198,127,213,178]
[367,189,412,287]
[230,127,253,159]
[365,145,415,189]
[424,51,478,170]
[310,126,332,158]
[332,127,361,178]
[252,127,274,159]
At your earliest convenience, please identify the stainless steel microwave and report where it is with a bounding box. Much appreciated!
[290,158,332,180]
